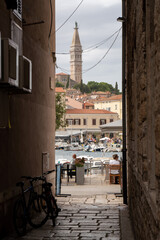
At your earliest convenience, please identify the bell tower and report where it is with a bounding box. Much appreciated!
[70,22,82,84]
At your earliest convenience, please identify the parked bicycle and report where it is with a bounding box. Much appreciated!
[13,176,48,236]
[37,169,61,226]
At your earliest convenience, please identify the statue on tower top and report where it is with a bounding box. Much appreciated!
[75,21,78,29]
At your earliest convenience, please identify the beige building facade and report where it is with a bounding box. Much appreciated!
[0,0,55,237]
[94,95,122,119]
[65,109,118,133]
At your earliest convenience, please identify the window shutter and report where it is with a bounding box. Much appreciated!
[92,119,96,125]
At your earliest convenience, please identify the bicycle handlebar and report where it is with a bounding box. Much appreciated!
[20,169,55,183]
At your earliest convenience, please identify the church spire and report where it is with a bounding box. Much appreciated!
[71,22,81,46]
[70,22,82,84]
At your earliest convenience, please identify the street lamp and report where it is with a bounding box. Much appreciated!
[117,0,127,205]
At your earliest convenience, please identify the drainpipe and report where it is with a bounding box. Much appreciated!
[117,0,127,204]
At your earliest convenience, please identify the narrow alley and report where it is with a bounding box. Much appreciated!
[4,174,134,240]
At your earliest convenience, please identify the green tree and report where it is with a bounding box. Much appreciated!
[73,83,81,90]
[56,82,64,88]
[98,82,110,91]
[55,93,66,130]
[73,82,91,93]
[73,81,120,94]
[115,82,120,94]
[66,77,69,88]
[87,81,99,92]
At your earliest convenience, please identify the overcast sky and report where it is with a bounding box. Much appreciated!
[55,0,122,91]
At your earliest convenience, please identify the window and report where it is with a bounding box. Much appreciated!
[115,104,117,110]
[92,119,96,125]
[66,119,73,125]
[107,107,111,111]
[110,119,113,122]
[83,119,87,125]
[100,119,106,125]
[74,119,81,125]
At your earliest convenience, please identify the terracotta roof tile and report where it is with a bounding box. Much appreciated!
[56,72,69,76]
[92,94,122,102]
[55,87,66,93]
[66,97,82,109]
[84,102,94,106]
[106,94,122,100]
[66,109,117,114]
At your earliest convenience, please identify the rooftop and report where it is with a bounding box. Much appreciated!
[93,94,122,103]
[66,109,117,115]
[55,87,66,93]
[84,102,94,106]
[107,94,122,100]
[56,72,69,76]
[66,96,83,109]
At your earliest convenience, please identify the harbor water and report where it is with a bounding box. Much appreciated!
[55,149,122,162]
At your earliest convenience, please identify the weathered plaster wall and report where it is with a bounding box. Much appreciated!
[0,0,55,237]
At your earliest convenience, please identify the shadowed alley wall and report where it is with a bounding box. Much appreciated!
[0,0,55,237]
[126,0,160,239]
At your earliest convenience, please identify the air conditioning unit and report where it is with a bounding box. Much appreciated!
[19,55,32,93]
[1,38,19,87]
[13,0,22,20]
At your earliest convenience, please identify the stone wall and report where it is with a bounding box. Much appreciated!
[126,0,160,239]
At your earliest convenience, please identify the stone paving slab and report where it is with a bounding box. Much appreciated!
[3,174,135,240]
[9,205,121,240]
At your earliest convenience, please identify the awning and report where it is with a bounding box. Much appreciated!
[56,130,84,138]
[100,119,122,133]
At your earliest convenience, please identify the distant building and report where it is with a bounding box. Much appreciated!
[55,72,69,88]
[65,109,118,135]
[83,102,94,109]
[66,88,81,98]
[92,91,112,98]
[65,96,83,109]
[55,87,66,94]
[55,72,77,88]
[94,95,122,119]
[70,22,82,83]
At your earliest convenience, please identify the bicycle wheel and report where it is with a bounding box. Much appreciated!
[13,198,27,236]
[28,195,48,228]
[51,195,61,218]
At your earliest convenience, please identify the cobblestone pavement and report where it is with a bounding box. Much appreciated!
[4,174,134,240]
[5,195,123,240]
[22,205,121,240]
